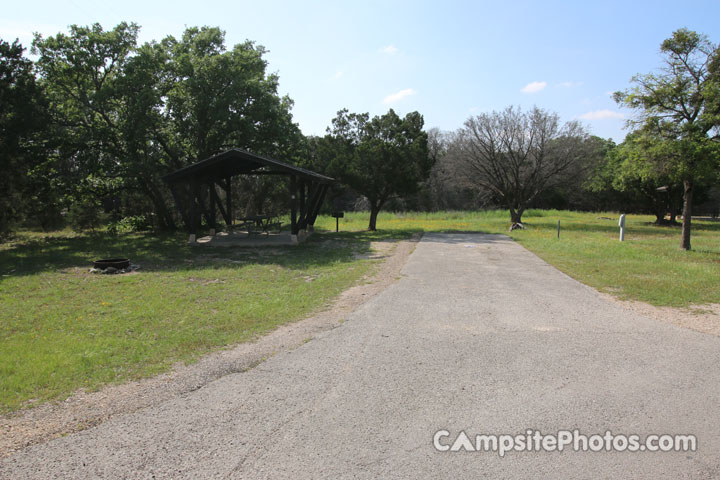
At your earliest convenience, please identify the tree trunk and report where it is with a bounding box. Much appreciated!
[681,178,693,250]
[510,207,524,224]
[368,202,383,231]
[140,178,176,230]
[652,194,668,225]
[154,195,176,231]
[654,207,672,225]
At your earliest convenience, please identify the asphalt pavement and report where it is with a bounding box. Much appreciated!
[2,233,719,479]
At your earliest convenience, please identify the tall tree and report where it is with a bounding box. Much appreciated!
[455,106,592,224]
[32,23,304,230]
[588,134,683,224]
[322,109,432,230]
[159,26,303,161]
[0,39,48,238]
[157,27,304,219]
[32,23,156,225]
[615,28,720,250]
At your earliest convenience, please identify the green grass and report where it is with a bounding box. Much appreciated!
[3,209,720,412]
[0,229,381,412]
[317,209,720,307]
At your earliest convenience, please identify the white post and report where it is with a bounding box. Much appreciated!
[619,214,626,242]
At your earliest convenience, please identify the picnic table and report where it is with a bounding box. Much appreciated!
[235,215,282,235]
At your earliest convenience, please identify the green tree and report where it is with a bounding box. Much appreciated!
[32,23,154,225]
[158,26,304,162]
[322,109,432,230]
[0,39,48,238]
[157,27,304,219]
[615,28,720,250]
[32,23,304,230]
[588,134,683,223]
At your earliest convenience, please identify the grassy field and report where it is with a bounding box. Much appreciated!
[0,229,382,412]
[317,209,720,307]
[2,209,720,412]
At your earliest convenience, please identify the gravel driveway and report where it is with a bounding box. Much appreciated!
[2,233,720,479]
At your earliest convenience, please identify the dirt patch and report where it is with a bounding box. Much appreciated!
[0,234,421,456]
[601,293,720,337]
[353,240,397,260]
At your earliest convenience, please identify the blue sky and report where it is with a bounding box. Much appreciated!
[2,0,720,142]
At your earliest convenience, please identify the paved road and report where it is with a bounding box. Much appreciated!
[3,233,720,479]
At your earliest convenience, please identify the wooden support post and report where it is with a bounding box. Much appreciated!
[195,183,212,228]
[307,184,328,227]
[303,184,320,229]
[209,181,217,232]
[210,184,229,226]
[226,176,233,229]
[297,183,320,230]
[190,179,200,235]
[169,182,191,231]
[299,179,306,220]
[290,175,298,235]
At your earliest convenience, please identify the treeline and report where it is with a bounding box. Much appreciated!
[1,24,719,244]
[421,128,719,223]
[1,23,304,238]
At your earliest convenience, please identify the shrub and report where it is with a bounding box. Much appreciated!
[107,215,151,234]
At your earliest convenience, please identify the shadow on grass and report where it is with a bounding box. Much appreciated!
[0,228,409,280]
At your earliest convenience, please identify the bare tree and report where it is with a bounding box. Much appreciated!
[455,106,590,223]
[425,128,476,210]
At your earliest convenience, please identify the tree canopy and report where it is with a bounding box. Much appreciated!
[588,134,685,224]
[453,106,597,224]
[29,22,303,231]
[317,108,432,230]
[614,28,720,249]
[0,39,48,238]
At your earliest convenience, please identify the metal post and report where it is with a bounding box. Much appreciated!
[557,220,560,239]
[336,217,339,232]
[619,214,626,241]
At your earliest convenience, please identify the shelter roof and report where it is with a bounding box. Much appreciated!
[163,148,334,184]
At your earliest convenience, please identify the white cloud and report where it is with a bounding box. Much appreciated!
[383,88,417,104]
[380,45,399,55]
[521,81,547,94]
[559,81,583,88]
[332,71,344,80]
[579,109,624,120]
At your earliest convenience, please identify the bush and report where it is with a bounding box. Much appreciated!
[107,215,151,234]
